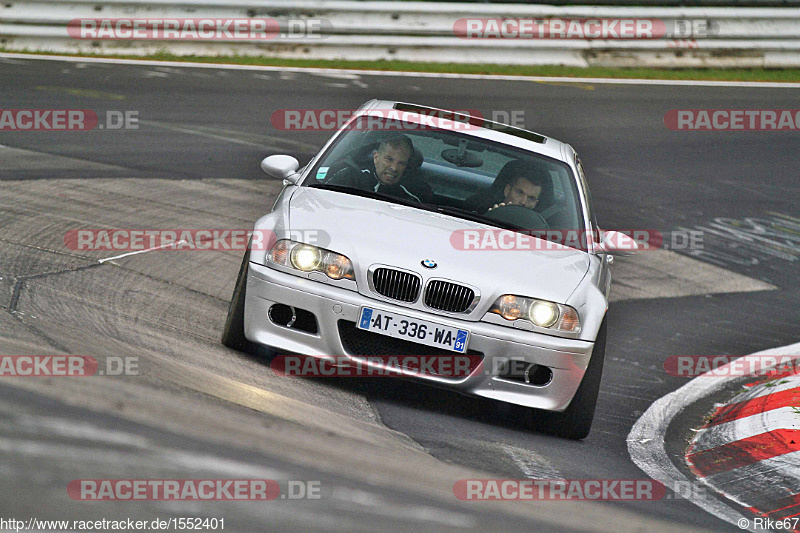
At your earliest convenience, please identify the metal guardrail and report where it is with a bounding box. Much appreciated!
[1,1,800,67]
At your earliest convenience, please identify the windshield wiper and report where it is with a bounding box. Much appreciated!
[308,183,421,208]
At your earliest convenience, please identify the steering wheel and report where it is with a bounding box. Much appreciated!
[484,204,549,230]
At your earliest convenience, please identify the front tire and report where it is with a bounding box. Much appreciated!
[221,248,251,351]
[546,318,607,440]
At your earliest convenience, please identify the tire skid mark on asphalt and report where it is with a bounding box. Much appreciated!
[3,252,102,353]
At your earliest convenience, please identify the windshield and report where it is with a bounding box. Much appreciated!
[301,116,586,247]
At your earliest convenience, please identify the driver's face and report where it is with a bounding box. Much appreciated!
[504,177,542,209]
[373,145,410,185]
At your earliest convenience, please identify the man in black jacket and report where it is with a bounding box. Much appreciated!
[327,133,421,203]
[463,160,552,215]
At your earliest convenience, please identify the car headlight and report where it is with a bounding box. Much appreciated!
[268,240,354,281]
[489,295,581,333]
[290,244,322,271]
[529,300,559,328]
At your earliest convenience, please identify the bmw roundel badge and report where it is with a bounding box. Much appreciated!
[421,259,437,269]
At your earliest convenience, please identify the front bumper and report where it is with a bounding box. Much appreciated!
[244,261,595,411]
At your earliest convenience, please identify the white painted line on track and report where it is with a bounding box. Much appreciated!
[2,52,800,89]
[98,240,187,263]
[627,341,800,528]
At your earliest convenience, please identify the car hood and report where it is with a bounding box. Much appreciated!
[288,187,591,307]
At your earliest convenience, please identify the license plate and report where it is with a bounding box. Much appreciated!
[357,307,469,354]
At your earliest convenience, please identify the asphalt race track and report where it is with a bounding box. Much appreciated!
[1,55,799,531]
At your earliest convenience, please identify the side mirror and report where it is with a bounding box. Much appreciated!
[260,155,300,183]
[598,230,638,256]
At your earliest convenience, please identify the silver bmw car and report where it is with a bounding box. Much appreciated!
[223,100,636,439]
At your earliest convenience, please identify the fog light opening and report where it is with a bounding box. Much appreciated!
[269,304,294,327]
[268,304,318,334]
[524,364,553,386]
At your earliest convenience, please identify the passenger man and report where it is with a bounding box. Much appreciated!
[488,174,543,212]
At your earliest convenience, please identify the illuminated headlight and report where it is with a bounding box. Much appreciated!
[489,295,581,333]
[529,301,559,328]
[291,244,321,271]
[267,240,354,281]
